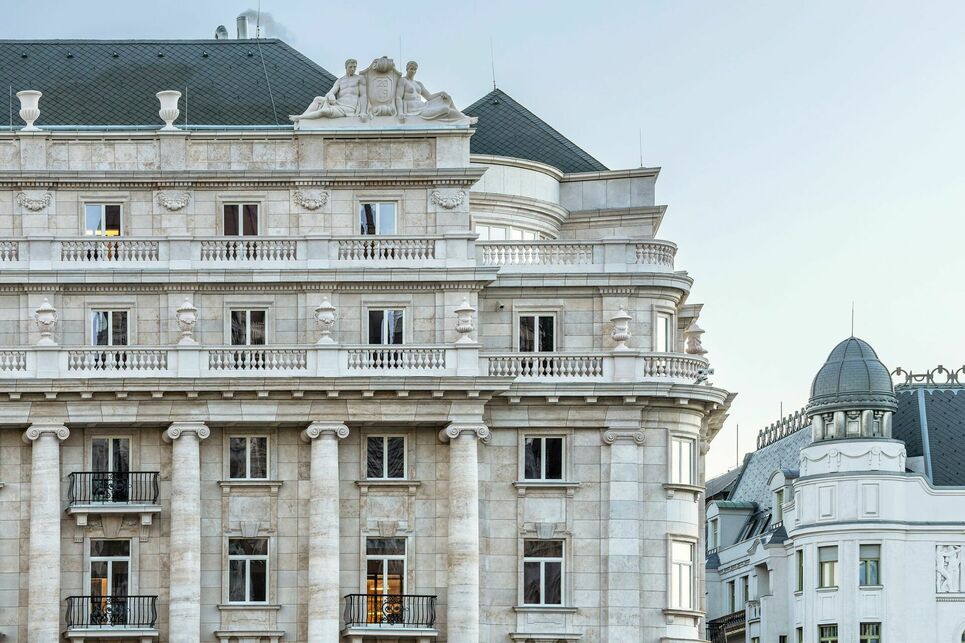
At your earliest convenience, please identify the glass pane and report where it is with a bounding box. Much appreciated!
[538,316,555,352]
[242,204,258,236]
[224,205,239,236]
[545,438,563,480]
[111,560,129,596]
[672,541,693,562]
[524,438,542,480]
[367,437,385,478]
[92,311,110,346]
[229,437,247,479]
[386,437,405,478]
[92,439,110,472]
[112,438,130,473]
[90,561,108,596]
[249,437,268,479]
[366,538,406,556]
[111,311,128,346]
[860,544,880,558]
[489,226,506,241]
[519,316,535,352]
[387,310,404,345]
[476,225,489,240]
[249,311,266,345]
[104,205,121,236]
[230,311,247,345]
[367,559,384,594]
[228,560,246,601]
[90,539,130,557]
[657,315,670,352]
[229,538,268,556]
[510,228,523,240]
[249,559,267,601]
[368,310,385,344]
[544,561,562,604]
[524,540,563,558]
[523,561,541,604]
[386,559,404,594]
[378,203,396,235]
[85,205,103,235]
[360,204,377,235]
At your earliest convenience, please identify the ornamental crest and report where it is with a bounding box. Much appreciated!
[156,191,191,211]
[292,189,329,211]
[363,56,401,117]
[430,189,466,210]
[16,189,51,212]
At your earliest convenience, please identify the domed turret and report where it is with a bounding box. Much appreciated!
[806,337,897,441]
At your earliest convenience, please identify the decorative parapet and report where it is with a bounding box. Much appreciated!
[892,366,965,386]
[756,406,809,450]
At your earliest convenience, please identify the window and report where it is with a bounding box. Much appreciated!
[229,437,268,480]
[367,436,406,479]
[223,204,259,236]
[228,538,268,603]
[523,436,563,481]
[89,539,130,598]
[671,437,695,485]
[859,544,880,586]
[366,537,406,595]
[780,637,788,643]
[741,575,749,604]
[796,549,804,592]
[727,580,736,611]
[670,541,694,609]
[796,627,804,643]
[523,540,563,606]
[860,623,881,643]
[708,518,720,550]
[359,202,396,235]
[91,437,131,502]
[84,204,122,236]
[475,223,539,241]
[519,315,555,352]
[655,313,672,352]
[91,310,129,346]
[230,310,266,346]
[846,411,861,436]
[818,546,837,588]
[752,638,760,643]
[818,624,838,643]
[775,488,785,522]
[368,309,404,345]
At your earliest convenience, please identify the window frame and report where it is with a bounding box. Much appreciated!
[669,539,695,610]
[221,202,261,237]
[82,202,124,237]
[818,624,838,643]
[653,305,675,352]
[818,546,838,589]
[707,518,720,550]
[226,537,270,604]
[669,436,696,485]
[521,538,565,607]
[364,536,408,596]
[227,435,270,480]
[859,543,881,586]
[517,313,557,353]
[521,434,565,482]
[795,549,804,592]
[358,201,399,235]
[366,307,406,345]
[228,308,268,346]
[87,538,133,598]
[89,309,131,347]
[859,622,881,643]
[365,434,408,480]
[727,579,736,612]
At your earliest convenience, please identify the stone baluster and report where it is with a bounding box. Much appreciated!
[163,422,209,643]
[24,422,69,641]
[440,423,489,642]
[302,421,350,642]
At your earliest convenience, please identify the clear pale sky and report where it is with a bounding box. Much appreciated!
[4,1,963,476]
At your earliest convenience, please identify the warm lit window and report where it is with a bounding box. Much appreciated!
[523,540,563,606]
[519,315,555,352]
[859,544,881,586]
[91,310,129,346]
[89,539,130,599]
[819,624,838,643]
[367,436,406,479]
[796,549,804,592]
[366,537,406,595]
[84,204,122,236]
[656,313,673,352]
[229,436,268,480]
[228,538,268,603]
[860,623,881,643]
[230,310,266,346]
[671,437,695,485]
[368,309,404,345]
[223,204,259,236]
[359,202,397,235]
[670,541,695,609]
[818,546,838,588]
[523,436,563,481]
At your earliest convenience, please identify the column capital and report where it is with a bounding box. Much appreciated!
[163,422,210,443]
[23,423,69,443]
[440,423,490,443]
[301,421,350,442]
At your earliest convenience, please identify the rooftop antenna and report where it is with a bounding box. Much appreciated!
[8,86,12,130]
[256,1,262,38]
[638,129,643,167]
[735,423,739,468]
[851,301,855,336]
[489,37,497,90]
[399,35,402,66]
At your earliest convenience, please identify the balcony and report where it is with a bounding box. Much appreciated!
[746,599,761,622]
[64,595,158,640]
[476,238,676,272]
[342,594,437,641]
[66,472,162,536]
[481,351,709,383]
[707,609,746,643]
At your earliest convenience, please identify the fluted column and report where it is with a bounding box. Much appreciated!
[163,421,209,643]
[440,423,488,643]
[302,421,350,642]
[24,422,69,642]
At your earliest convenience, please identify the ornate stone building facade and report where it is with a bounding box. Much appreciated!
[0,39,731,642]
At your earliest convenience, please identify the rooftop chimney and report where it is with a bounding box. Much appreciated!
[236,14,249,39]
[214,25,229,40]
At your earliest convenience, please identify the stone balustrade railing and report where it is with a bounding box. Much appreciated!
[481,351,708,383]
[477,238,677,272]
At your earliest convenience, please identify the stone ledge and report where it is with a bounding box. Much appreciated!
[513,481,582,497]
[216,603,283,611]
[356,479,422,496]
[65,628,158,641]
[509,633,582,642]
[663,482,704,500]
[217,479,284,495]
[342,626,438,640]
[512,605,579,614]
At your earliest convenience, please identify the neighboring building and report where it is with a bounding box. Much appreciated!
[705,337,965,643]
[0,31,732,643]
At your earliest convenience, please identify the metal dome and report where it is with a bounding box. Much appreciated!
[806,337,897,415]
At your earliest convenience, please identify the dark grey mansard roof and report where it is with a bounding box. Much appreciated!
[0,41,606,174]
[807,336,897,415]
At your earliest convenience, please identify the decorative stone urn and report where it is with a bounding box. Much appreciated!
[610,306,632,350]
[175,298,199,345]
[314,297,338,344]
[16,90,42,131]
[454,297,476,343]
[684,321,708,356]
[33,298,58,345]
[156,90,182,131]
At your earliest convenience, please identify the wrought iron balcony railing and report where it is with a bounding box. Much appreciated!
[343,594,437,629]
[67,472,160,505]
[707,609,746,643]
[65,595,158,629]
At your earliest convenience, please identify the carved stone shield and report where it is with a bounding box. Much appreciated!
[361,56,401,118]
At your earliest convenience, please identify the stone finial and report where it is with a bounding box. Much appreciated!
[684,321,708,356]
[156,90,182,131]
[313,297,338,344]
[454,297,476,344]
[610,305,632,351]
[33,298,58,346]
[175,298,198,345]
[16,90,42,131]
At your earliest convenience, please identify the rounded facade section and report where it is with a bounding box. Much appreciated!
[807,337,897,415]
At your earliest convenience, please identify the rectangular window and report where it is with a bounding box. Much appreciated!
[727,580,736,612]
[366,537,406,596]
[475,224,490,240]
[84,204,122,236]
[229,436,268,480]
[780,637,788,643]
[223,204,259,236]
[91,437,131,502]
[818,546,838,588]
[775,488,785,522]
[796,549,804,592]
[671,437,695,485]
[656,313,672,352]
[523,540,563,606]
[488,224,506,240]
[91,310,129,346]
[796,627,804,643]
[230,310,266,346]
[368,309,404,345]
[228,538,268,603]
[523,436,563,481]
[359,202,397,235]
[741,575,749,604]
[366,436,406,479]
[859,544,881,586]
[519,315,555,352]
[89,539,130,600]
[752,638,760,643]
[860,622,881,643]
[708,518,720,550]
[819,624,838,643]
[670,541,695,609]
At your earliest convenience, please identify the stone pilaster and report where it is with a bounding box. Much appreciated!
[163,421,209,643]
[23,422,69,642]
[439,423,489,643]
[301,421,350,642]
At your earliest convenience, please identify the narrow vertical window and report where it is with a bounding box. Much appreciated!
[818,546,838,588]
[523,436,564,481]
[230,310,266,346]
[223,204,259,236]
[366,537,406,624]
[368,309,405,345]
[518,315,555,352]
[229,436,268,480]
[91,437,131,502]
[796,549,804,592]
[228,538,268,603]
[656,313,672,352]
[670,541,694,609]
[741,575,749,604]
[523,540,563,606]
[366,436,406,479]
[796,627,804,643]
[359,202,397,235]
[859,544,880,586]
[775,488,785,522]
[727,580,736,612]
[89,539,131,621]
[707,518,719,550]
[671,437,695,485]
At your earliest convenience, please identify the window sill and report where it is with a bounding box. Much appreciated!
[816,586,838,593]
[513,605,578,614]
[513,481,581,497]
[663,482,703,500]
[218,480,283,496]
[218,603,281,611]
[662,607,703,624]
[859,585,884,590]
[356,479,422,496]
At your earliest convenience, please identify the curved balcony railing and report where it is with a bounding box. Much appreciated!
[477,238,676,271]
[482,351,708,383]
[343,594,436,629]
[65,595,158,629]
[707,609,746,643]
[67,472,160,505]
